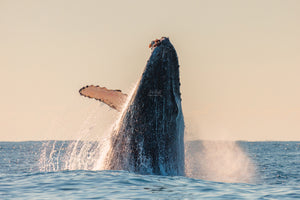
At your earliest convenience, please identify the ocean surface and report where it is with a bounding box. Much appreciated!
[0,141,299,199]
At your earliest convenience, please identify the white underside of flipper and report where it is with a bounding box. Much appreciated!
[79,85,127,111]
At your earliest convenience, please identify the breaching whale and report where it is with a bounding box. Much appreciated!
[79,37,185,176]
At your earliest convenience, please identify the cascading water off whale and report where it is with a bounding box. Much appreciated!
[79,37,185,176]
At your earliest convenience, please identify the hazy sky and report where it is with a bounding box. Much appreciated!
[1,0,300,141]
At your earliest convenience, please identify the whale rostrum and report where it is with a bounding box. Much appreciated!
[79,37,185,176]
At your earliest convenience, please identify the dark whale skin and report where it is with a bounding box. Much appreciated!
[106,38,185,176]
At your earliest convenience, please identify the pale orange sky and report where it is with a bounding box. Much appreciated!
[1,0,300,141]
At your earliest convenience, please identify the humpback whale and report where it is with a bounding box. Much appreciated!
[79,37,185,176]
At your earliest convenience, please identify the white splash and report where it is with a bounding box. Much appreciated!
[38,107,113,171]
[39,81,139,172]
[185,140,256,183]
[39,80,255,183]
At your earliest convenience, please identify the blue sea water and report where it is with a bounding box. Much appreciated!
[0,141,299,199]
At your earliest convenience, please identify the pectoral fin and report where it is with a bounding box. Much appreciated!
[79,85,127,111]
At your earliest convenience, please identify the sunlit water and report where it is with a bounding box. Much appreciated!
[1,140,299,199]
